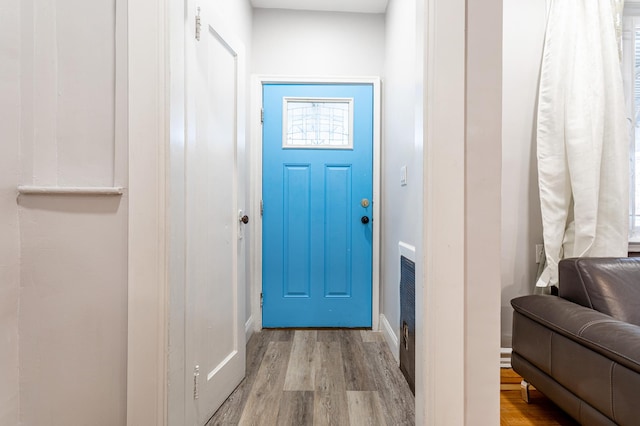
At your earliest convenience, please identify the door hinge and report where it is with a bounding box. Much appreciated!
[193,365,200,399]
[260,108,264,124]
[195,7,201,41]
[260,292,263,308]
[260,200,264,217]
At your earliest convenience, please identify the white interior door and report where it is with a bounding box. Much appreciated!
[185,4,246,425]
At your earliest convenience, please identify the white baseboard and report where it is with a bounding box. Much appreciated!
[500,347,512,368]
[380,314,400,364]
[245,316,255,344]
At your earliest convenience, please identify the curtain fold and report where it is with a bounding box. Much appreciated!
[536,0,629,288]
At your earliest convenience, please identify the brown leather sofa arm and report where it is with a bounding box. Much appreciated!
[558,257,640,325]
[512,295,640,374]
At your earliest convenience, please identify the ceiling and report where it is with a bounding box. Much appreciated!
[250,0,389,14]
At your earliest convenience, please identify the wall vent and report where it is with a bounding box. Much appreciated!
[399,254,416,394]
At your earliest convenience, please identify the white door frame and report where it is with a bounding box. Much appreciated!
[127,0,168,423]
[249,76,382,333]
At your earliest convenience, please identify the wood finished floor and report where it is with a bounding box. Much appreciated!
[500,369,579,426]
[207,329,415,426]
[207,332,576,426]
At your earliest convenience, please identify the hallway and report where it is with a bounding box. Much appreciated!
[208,329,415,425]
[0,0,503,423]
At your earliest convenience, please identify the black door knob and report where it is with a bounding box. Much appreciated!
[241,215,249,224]
[361,216,369,224]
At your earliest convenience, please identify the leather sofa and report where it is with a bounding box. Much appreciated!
[511,257,640,425]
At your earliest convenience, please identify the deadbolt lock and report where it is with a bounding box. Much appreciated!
[361,198,370,208]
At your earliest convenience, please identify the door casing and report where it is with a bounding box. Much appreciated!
[249,76,381,334]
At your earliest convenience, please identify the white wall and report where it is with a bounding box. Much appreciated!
[19,197,128,425]
[20,0,117,186]
[252,8,385,76]
[501,0,546,347]
[465,0,502,421]
[382,0,422,349]
[0,0,21,423]
[17,0,128,424]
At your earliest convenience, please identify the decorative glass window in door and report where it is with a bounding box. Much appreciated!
[283,98,354,149]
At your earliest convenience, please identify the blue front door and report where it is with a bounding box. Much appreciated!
[262,83,373,327]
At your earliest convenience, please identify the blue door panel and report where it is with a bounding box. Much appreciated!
[263,83,373,327]
[283,164,311,297]
[324,165,352,297]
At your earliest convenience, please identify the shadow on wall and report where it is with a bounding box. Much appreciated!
[17,195,124,214]
[501,112,544,349]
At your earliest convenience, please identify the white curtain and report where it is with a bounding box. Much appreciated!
[536,0,629,288]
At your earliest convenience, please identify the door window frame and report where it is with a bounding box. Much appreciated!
[623,7,640,250]
[282,97,355,149]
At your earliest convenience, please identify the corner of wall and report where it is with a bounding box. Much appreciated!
[380,314,400,363]
[244,315,255,344]
[501,0,547,352]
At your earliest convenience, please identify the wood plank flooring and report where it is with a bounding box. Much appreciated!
[500,369,579,426]
[207,329,415,426]
[207,332,576,425]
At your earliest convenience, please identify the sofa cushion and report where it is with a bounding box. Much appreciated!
[559,257,640,326]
